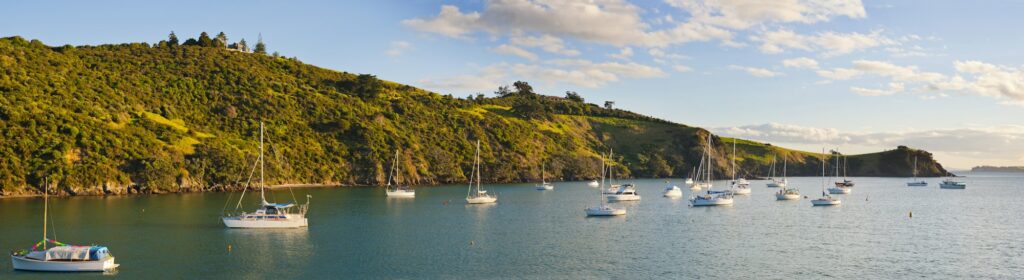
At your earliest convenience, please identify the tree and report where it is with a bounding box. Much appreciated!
[197,32,213,47]
[565,91,583,102]
[494,85,512,97]
[511,97,545,119]
[182,38,198,46]
[604,101,615,109]
[512,81,535,96]
[237,39,248,51]
[254,34,267,54]
[168,31,179,46]
[214,32,228,48]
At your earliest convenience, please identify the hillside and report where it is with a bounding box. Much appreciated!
[0,35,948,196]
[971,166,1024,172]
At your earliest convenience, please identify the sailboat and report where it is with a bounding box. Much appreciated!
[828,150,852,194]
[939,172,967,189]
[766,154,787,188]
[466,140,497,204]
[906,157,928,187]
[690,134,734,206]
[223,122,311,228]
[11,179,119,272]
[836,155,855,187]
[605,150,641,201]
[729,139,751,195]
[535,161,554,190]
[812,148,842,206]
[775,158,801,200]
[385,149,416,197]
[586,150,626,216]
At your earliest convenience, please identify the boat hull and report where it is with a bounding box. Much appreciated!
[731,187,751,195]
[827,187,852,194]
[939,183,966,189]
[690,197,734,206]
[385,190,416,197]
[223,216,308,228]
[11,256,118,272]
[811,199,842,206]
[535,185,554,191]
[663,188,683,198]
[585,206,626,216]
[466,196,497,204]
[906,182,928,187]
[607,194,641,201]
[776,193,801,200]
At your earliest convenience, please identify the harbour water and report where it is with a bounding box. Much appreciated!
[1,172,1022,279]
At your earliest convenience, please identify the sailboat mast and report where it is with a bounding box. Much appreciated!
[42,178,48,249]
[913,157,918,179]
[599,150,608,206]
[731,139,736,180]
[260,122,267,204]
[475,140,481,193]
[782,157,787,181]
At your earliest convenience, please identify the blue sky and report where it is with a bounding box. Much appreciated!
[3,0,1023,169]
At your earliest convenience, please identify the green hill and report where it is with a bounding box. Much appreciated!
[0,35,948,196]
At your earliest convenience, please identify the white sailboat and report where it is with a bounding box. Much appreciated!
[729,139,751,195]
[690,134,735,206]
[535,162,554,191]
[836,155,855,187]
[775,158,801,200]
[766,154,787,188]
[906,157,927,187]
[385,149,416,197]
[11,179,119,272]
[812,148,842,206]
[586,150,626,216]
[223,122,311,228]
[605,152,641,201]
[466,140,497,204]
[828,150,852,194]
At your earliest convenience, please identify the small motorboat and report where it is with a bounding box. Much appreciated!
[607,184,641,202]
[663,184,683,198]
[775,188,801,200]
[939,178,966,189]
[587,180,600,187]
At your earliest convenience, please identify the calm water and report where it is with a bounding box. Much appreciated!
[2,172,1022,279]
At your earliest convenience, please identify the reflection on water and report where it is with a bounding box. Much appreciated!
[1,173,1023,279]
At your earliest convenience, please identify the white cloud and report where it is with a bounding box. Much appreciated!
[610,47,634,60]
[730,65,782,77]
[850,82,905,96]
[751,29,896,56]
[673,64,694,72]
[712,123,1024,169]
[816,68,861,80]
[782,57,818,69]
[401,5,481,38]
[510,35,580,56]
[943,60,1024,102]
[665,0,866,30]
[419,59,667,92]
[493,44,538,61]
[385,41,413,57]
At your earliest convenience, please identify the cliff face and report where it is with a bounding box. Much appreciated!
[0,36,947,196]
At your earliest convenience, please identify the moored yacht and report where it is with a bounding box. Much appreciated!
[466,140,497,204]
[11,179,119,272]
[690,134,734,207]
[663,181,683,198]
[223,122,310,229]
[586,149,626,216]
[728,139,751,195]
[535,162,554,191]
[607,183,641,201]
[939,173,966,189]
[385,149,415,198]
[906,157,927,187]
[812,148,841,206]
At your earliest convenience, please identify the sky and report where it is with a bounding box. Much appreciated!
[2,0,1023,169]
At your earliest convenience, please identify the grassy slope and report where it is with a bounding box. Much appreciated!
[0,37,947,195]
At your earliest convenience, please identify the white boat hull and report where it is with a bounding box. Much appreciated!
[223,215,308,228]
[663,187,683,198]
[11,255,118,272]
[536,185,554,190]
[828,187,852,194]
[607,194,641,201]
[776,193,801,200]
[385,190,416,197]
[466,196,497,204]
[587,181,600,187]
[690,197,734,206]
[811,199,842,206]
[585,206,626,216]
[731,187,751,195]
